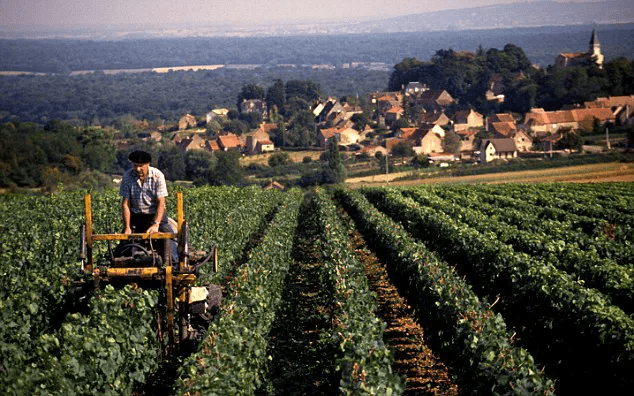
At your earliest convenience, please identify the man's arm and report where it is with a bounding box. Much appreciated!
[146,196,165,234]
[122,198,132,234]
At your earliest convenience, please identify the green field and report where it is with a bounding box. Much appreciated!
[1,183,632,395]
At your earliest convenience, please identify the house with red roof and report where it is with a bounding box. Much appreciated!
[385,105,404,125]
[523,107,614,136]
[217,133,242,151]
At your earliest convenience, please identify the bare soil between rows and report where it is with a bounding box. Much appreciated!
[259,195,457,395]
[343,212,459,396]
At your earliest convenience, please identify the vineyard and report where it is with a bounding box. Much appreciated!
[1,183,633,395]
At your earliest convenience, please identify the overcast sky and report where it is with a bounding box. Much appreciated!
[0,0,611,28]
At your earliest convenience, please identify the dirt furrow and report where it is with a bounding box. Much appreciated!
[347,222,459,396]
[256,195,336,395]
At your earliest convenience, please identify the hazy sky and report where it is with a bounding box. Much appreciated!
[0,0,610,28]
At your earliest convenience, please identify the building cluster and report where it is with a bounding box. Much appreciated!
[136,29,630,164]
[142,92,631,165]
[382,94,629,163]
[167,116,278,156]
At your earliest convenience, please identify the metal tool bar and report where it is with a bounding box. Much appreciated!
[106,267,161,280]
[165,266,174,355]
[177,192,184,234]
[85,194,93,271]
[93,232,177,241]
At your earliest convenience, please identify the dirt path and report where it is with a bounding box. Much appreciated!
[344,213,459,395]
[346,162,634,186]
[256,196,336,395]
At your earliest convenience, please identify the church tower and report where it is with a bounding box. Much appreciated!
[589,28,604,68]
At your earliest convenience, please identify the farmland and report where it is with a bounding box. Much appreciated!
[1,183,632,395]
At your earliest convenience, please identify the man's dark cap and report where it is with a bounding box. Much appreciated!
[128,150,152,164]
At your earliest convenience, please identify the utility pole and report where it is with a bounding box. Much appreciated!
[385,153,389,185]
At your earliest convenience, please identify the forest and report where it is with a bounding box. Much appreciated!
[0,67,388,124]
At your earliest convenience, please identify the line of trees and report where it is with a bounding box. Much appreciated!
[0,118,349,190]
[0,121,116,190]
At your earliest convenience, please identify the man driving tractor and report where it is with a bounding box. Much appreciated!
[119,150,178,263]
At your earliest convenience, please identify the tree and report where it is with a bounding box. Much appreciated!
[78,128,116,173]
[285,80,321,102]
[185,150,215,183]
[223,119,249,135]
[320,138,347,184]
[502,78,538,114]
[238,111,263,129]
[284,97,310,119]
[475,127,493,149]
[412,154,431,168]
[605,57,634,96]
[237,83,265,109]
[157,146,186,181]
[626,125,634,149]
[208,151,245,186]
[554,129,583,152]
[287,109,316,147]
[266,79,285,114]
[393,117,410,130]
[206,120,222,136]
[391,141,415,157]
[388,57,426,91]
[268,152,291,167]
[350,113,369,131]
[442,130,462,155]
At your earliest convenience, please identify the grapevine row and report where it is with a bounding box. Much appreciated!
[1,187,280,395]
[4,285,159,395]
[0,190,119,389]
[335,188,555,395]
[361,187,634,394]
[313,188,404,394]
[475,184,634,238]
[484,183,634,217]
[403,187,634,313]
[181,185,283,284]
[176,189,303,395]
[432,186,634,268]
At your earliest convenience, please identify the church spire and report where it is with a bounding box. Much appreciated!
[589,28,604,68]
[590,28,600,46]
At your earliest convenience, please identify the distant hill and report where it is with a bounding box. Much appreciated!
[364,0,634,33]
[1,0,633,40]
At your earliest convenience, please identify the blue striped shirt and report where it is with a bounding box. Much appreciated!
[119,166,168,214]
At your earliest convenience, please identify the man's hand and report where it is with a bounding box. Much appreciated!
[146,223,160,234]
[122,198,132,235]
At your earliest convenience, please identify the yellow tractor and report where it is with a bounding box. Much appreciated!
[79,191,220,358]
